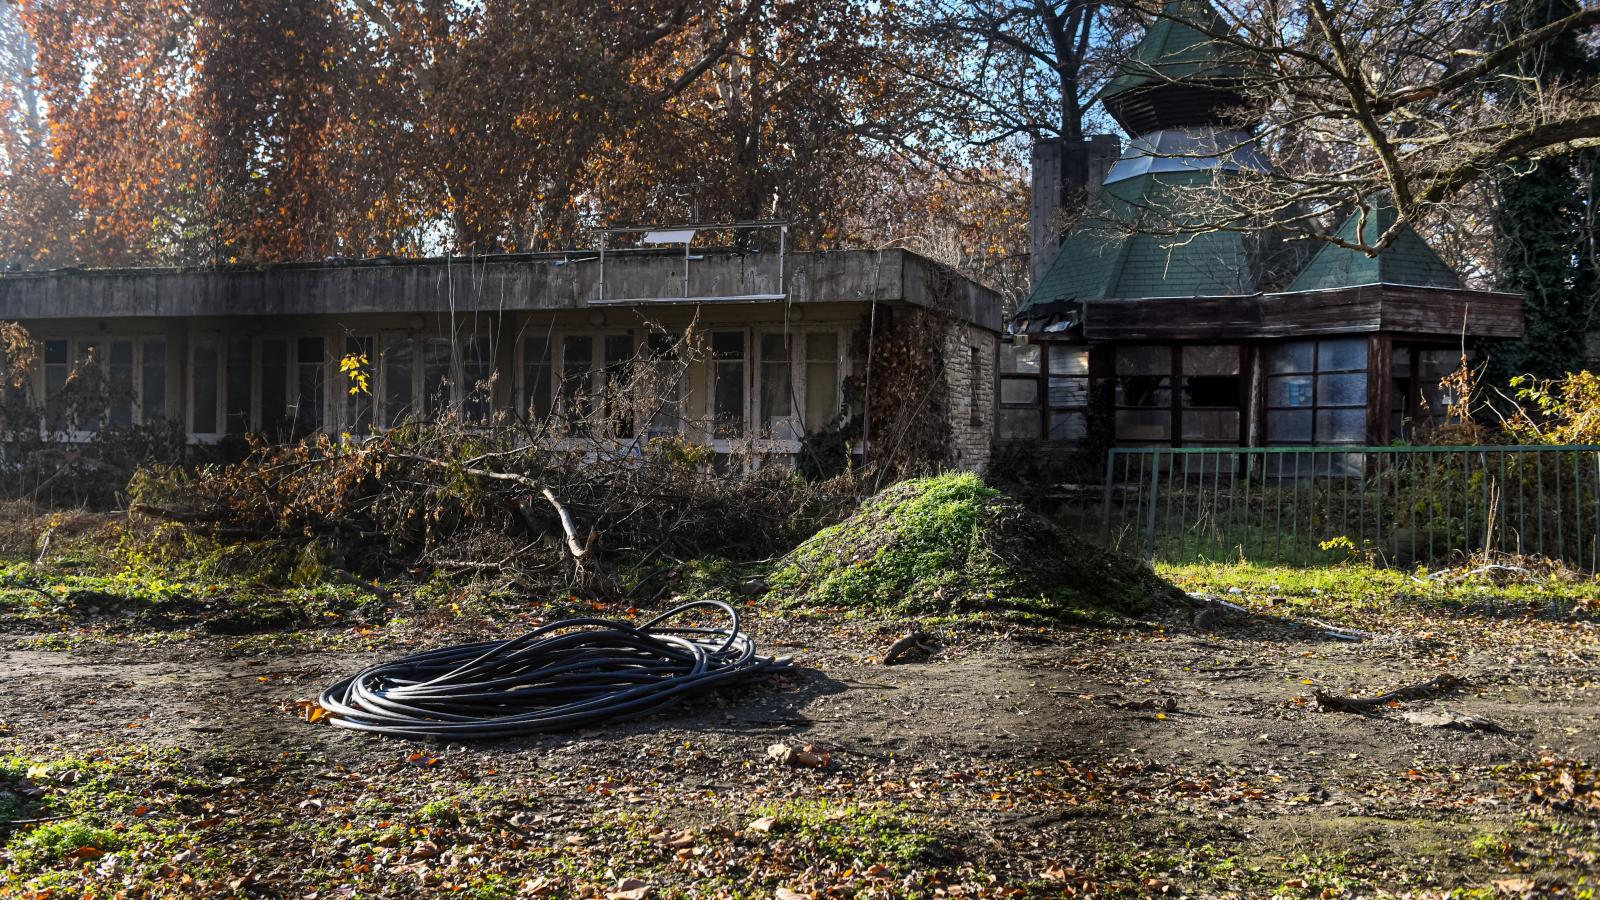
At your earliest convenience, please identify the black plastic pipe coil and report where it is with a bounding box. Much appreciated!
[318,599,787,739]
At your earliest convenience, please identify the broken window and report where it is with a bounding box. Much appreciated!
[711,331,746,438]
[1047,346,1089,441]
[1114,345,1172,444]
[297,337,327,432]
[522,335,552,421]
[380,334,414,428]
[1180,345,1241,444]
[460,335,494,424]
[421,335,453,419]
[260,338,291,436]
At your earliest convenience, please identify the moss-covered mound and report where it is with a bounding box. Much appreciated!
[767,472,1186,622]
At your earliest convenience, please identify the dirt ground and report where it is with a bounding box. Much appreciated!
[3,592,1599,898]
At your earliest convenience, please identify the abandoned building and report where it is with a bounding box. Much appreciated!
[1004,0,1524,454]
[0,230,1002,472]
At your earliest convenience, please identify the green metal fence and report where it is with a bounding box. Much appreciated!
[1099,445,1600,569]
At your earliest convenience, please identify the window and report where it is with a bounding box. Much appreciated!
[1114,345,1172,443]
[460,335,494,424]
[380,334,414,428]
[141,339,167,423]
[260,338,291,435]
[192,340,220,435]
[108,341,135,427]
[522,336,552,420]
[997,341,1040,440]
[1180,345,1242,444]
[711,331,746,438]
[225,337,252,435]
[803,331,840,431]
[1047,346,1089,441]
[603,334,636,438]
[643,332,684,435]
[758,333,793,436]
[559,335,595,425]
[296,337,327,432]
[42,339,68,430]
[421,335,453,419]
[1266,338,1368,445]
[74,340,102,432]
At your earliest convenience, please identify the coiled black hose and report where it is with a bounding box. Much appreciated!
[318,599,787,740]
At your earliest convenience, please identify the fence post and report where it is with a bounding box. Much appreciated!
[1145,451,1162,559]
[1100,449,1118,548]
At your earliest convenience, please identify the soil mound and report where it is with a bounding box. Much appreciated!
[767,473,1185,621]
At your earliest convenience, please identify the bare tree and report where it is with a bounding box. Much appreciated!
[1104,0,1600,254]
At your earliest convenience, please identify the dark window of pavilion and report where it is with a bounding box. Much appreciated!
[1265,338,1367,445]
[998,343,1089,441]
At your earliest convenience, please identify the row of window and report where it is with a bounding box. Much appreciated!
[27,328,849,443]
[999,338,1373,446]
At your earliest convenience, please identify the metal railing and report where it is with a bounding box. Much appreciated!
[1099,445,1600,570]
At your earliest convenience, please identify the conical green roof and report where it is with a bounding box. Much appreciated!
[1102,0,1250,101]
[1287,202,1463,292]
[1020,169,1257,316]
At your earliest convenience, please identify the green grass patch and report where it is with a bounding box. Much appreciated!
[767,473,1183,622]
[754,798,944,869]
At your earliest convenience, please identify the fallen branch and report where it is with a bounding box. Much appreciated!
[0,813,72,830]
[332,569,393,600]
[1197,594,1377,642]
[415,457,596,563]
[1314,674,1466,713]
[882,629,933,665]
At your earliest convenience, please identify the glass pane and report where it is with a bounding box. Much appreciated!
[260,338,289,434]
[1116,345,1171,375]
[714,359,745,437]
[461,336,493,423]
[422,336,453,417]
[999,343,1039,375]
[1183,345,1240,375]
[74,341,102,432]
[1317,372,1366,407]
[1316,408,1366,443]
[1267,341,1315,375]
[141,339,166,423]
[225,337,251,434]
[523,337,552,420]
[1266,374,1313,408]
[1000,378,1038,405]
[1115,409,1172,441]
[1267,409,1312,443]
[297,337,326,431]
[381,335,413,427]
[109,341,134,427]
[191,341,218,434]
[561,335,593,422]
[759,334,792,428]
[1047,346,1088,375]
[1182,409,1240,442]
[998,407,1040,440]
[805,360,839,430]
[806,331,837,363]
[1047,376,1088,408]
[1318,337,1368,371]
[1048,411,1087,441]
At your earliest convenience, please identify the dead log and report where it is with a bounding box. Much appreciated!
[1314,674,1466,713]
[882,629,933,665]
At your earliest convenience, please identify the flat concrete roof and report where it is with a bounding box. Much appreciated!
[0,248,1004,333]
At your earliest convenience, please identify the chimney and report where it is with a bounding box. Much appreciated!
[1030,134,1122,288]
